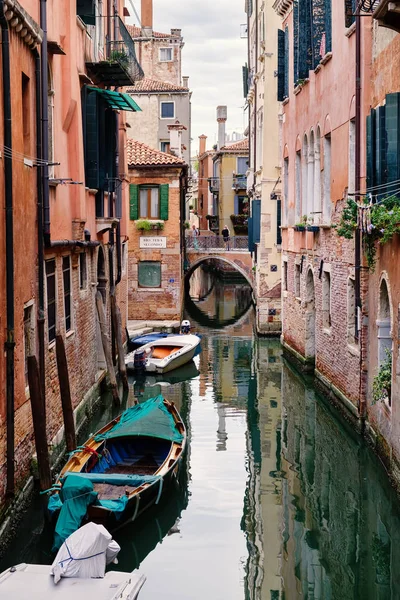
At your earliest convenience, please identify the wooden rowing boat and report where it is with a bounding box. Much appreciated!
[48,396,186,551]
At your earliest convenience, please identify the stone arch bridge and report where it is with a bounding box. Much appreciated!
[184,235,254,290]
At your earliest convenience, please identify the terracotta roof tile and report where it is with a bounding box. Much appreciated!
[127,25,171,39]
[221,138,249,152]
[127,139,185,167]
[126,77,189,94]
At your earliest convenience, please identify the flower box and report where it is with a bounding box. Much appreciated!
[294,225,306,232]
[306,225,320,233]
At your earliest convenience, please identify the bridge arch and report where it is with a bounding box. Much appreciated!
[185,255,254,291]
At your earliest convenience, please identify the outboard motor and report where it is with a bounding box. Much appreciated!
[133,349,147,373]
[180,320,191,334]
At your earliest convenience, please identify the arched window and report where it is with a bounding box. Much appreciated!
[314,127,322,224]
[302,135,308,222]
[295,149,302,223]
[323,134,331,224]
[308,130,315,218]
[377,278,392,406]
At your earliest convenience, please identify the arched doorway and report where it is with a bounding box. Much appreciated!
[305,268,316,363]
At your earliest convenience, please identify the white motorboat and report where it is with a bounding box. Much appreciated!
[125,334,201,374]
[0,522,146,600]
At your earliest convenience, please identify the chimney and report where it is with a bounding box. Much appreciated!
[170,28,181,38]
[182,76,189,88]
[199,135,207,156]
[141,0,153,37]
[168,121,187,159]
[217,106,227,150]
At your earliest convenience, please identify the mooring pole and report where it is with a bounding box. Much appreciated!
[55,334,76,453]
[28,355,52,492]
[96,291,120,404]
[111,293,129,391]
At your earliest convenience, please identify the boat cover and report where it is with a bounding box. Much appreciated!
[52,474,98,552]
[51,522,120,583]
[95,395,183,444]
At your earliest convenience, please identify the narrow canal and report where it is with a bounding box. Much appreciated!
[2,269,400,598]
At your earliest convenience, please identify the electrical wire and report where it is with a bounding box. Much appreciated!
[347,177,400,196]
[0,144,53,166]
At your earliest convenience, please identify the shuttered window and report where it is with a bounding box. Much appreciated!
[46,259,56,344]
[139,187,160,218]
[242,64,249,98]
[344,0,356,28]
[63,256,72,333]
[277,30,286,101]
[130,184,139,220]
[160,184,169,220]
[298,0,312,79]
[386,93,400,185]
[77,0,95,26]
[284,27,289,99]
[138,262,162,288]
[277,198,282,245]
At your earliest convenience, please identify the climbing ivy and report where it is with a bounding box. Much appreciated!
[335,195,400,269]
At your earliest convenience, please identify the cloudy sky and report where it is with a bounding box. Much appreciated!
[127,0,248,154]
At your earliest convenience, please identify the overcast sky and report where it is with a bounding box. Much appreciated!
[127,0,248,154]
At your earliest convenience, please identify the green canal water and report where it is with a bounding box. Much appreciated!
[2,277,400,599]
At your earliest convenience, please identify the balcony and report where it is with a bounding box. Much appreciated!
[232,174,247,191]
[208,177,220,193]
[86,17,144,87]
[373,0,400,32]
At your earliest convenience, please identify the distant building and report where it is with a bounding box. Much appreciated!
[197,135,215,231]
[127,140,187,320]
[126,77,191,166]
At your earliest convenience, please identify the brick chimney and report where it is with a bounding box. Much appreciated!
[217,106,227,150]
[199,135,207,156]
[141,0,153,37]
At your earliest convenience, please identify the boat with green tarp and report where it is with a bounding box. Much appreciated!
[47,395,186,551]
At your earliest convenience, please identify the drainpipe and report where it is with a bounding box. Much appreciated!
[34,48,46,398]
[355,7,364,418]
[40,0,50,246]
[1,1,15,498]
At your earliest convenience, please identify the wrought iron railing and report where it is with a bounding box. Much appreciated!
[107,17,144,82]
[185,235,249,251]
[208,177,220,193]
[232,174,247,190]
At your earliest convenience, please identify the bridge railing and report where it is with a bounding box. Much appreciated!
[185,235,249,251]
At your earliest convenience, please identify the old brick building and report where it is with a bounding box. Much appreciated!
[0,0,142,512]
[127,140,187,321]
[275,0,371,413]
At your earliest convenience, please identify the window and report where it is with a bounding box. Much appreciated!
[139,187,160,219]
[138,261,162,288]
[237,157,248,174]
[283,260,288,291]
[159,47,173,62]
[24,303,34,386]
[277,198,282,245]
[122,242,127,275]
[46,259,56,343]
[323,134,332,224]
[234,195,248,214]
[77,0,96,25]
[160,102,174,119]
[345,0,356,28]
[160,140,170,153]
[314,128,322,224]
[283,157,289,226]
[348,119,356,194]
[295,263,301,298]
[63,256,72,332]
[322,270,331,329]
[22,73,30,156]
[295,150,302,223]
[308,130,315,218]
[347,277,357,345]
[79,252,87,290]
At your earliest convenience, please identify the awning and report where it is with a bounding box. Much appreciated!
[87,86,141,112]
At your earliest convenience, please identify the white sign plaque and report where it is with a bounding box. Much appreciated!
[139,236,167,249]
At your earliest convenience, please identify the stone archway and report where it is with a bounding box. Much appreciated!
[185,255,254,291]
[305,268,316,363]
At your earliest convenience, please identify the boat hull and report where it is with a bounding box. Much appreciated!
[148,346,197,374]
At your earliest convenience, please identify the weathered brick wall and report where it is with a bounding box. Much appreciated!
[128,168,183,321]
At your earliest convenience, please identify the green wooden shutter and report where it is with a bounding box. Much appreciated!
[277,30,286,102]
[160,184,169,220]
[242,64,249,98]
[366,110,376,191]
[284,27,289,99]
[385,93,400,185]
[375,106,386,188]
[129,184,139,220]
[84,90,99,189]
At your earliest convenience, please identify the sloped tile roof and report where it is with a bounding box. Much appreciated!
[126,77,189,94]
[221,138,249,152]
[127,139,185,167]
[127,25,171,39]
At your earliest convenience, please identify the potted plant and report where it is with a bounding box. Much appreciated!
[372,349,392,404]
[307,217,320,233]
[294,216,308,232]
[135,219,152,232]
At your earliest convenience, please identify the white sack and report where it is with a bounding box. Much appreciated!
[51,522,121,584]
